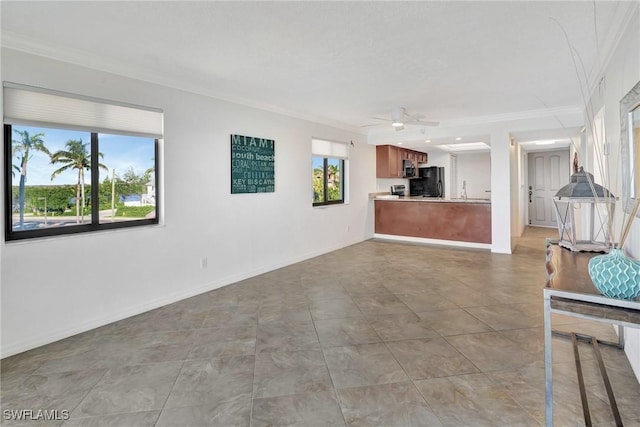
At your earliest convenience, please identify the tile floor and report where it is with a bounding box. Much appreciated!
[1,227,640,426]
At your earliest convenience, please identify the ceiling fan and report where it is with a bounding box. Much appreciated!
[362,107,439,131]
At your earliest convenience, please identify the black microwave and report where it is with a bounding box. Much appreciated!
[403,160,416,177]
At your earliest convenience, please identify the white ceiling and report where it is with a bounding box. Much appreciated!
[1,1,635,151]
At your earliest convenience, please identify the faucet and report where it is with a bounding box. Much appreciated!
[461,180,467,200]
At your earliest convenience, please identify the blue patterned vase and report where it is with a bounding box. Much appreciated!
[588,248,640,300]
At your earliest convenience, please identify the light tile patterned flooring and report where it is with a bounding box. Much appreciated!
[2,227,640,426]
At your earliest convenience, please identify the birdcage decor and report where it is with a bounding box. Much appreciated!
[553,167,615,252]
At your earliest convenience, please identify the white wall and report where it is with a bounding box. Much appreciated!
[509,139,521,247]
[626,222,640,380]
[585,6,640,380]
[0,48,376,357]
[456,152,491,199]
[423,151,449,168]
[490,129,513,253]
[511,140,528,238]
[376,178,408,193]
[615,8,640,381]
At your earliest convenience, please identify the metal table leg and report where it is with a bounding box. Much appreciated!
[544,291,553,427]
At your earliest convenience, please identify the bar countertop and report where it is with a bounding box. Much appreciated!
[371,194,491,204]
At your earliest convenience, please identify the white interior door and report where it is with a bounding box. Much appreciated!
[528,150,570,227]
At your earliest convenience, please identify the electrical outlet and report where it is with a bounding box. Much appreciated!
[200,257,208,269]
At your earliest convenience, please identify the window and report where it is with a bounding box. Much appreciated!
[312,138,348,206]
[4,83,162,241]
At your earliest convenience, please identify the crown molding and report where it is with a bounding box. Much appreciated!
[1,30,364,135]
[435,106,584,128]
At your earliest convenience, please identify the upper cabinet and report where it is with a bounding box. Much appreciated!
[376,145,428,178]
[376,145,403,178]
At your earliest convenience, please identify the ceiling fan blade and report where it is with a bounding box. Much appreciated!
[367,108,438,128]
[406,120,439,127]
[406,112,426,121]
[360,123,383,127]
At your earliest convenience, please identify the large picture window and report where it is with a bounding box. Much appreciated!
[3,83,162,241]
[312,138,348,206]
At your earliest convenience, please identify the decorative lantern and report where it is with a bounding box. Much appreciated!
[553,167,615,252]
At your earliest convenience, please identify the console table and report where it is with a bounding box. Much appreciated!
[544,240,640,426]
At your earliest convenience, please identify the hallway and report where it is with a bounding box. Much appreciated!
[2,228,639,426]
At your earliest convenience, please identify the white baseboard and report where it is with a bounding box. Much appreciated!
[373,233,491,250]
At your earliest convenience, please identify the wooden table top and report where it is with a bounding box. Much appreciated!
[545,240,640,324]
[545,241,600,294]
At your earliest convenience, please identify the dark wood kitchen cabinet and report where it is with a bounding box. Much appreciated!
[376,145,403,178]
[376,145,428,178]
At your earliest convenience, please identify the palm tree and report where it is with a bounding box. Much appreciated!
[144,159,155,182]
[12,129,50,228]
[50,140,108,223]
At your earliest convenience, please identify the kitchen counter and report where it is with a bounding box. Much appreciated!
[374,197,492,244]
[372,194,491,204]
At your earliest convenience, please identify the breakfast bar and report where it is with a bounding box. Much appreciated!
[373,197,492,244]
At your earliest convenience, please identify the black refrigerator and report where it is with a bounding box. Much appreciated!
[409,167,445,197]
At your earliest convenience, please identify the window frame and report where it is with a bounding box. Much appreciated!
[4,123,160,241]
[313,156,345,207]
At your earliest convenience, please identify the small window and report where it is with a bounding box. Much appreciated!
[9,125,92,231]
[3,83,162,241]
[312,138,348,206]
[97,133,157,225]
